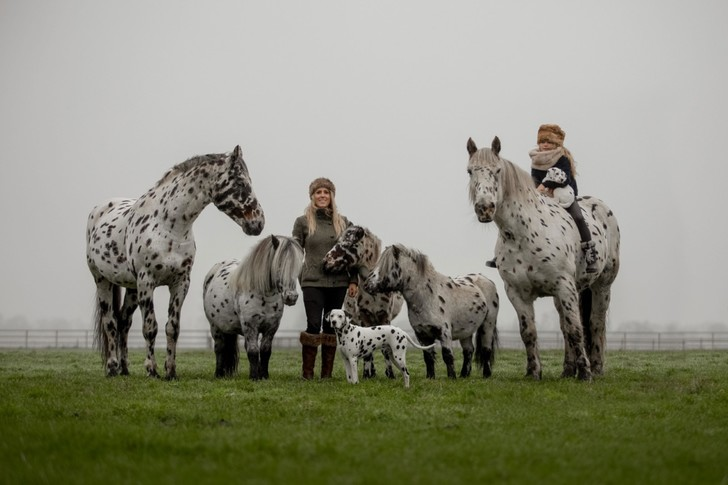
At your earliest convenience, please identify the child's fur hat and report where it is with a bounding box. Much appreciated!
[537,124,566,146]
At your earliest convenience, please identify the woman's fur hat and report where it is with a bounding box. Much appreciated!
[309,177,336,197]
[537,124,566,146]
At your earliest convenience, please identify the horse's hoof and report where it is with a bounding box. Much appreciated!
[561,367,577,378]
[525,371,542,381]
[577,369,593,382]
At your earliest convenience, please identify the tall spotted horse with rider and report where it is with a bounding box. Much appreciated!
[466,136,619,381]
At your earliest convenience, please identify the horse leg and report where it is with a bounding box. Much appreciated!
[363,353,376,379]
[137,284,160,378]
[414,330,437,378]
[507,287,541,380]
[587,286,611,376]
[554,288,592,381]
[241,324,261,380]
[117,288,138,376]
[259,332,275,380]
[477,309,498,378]
[554,298,577,378]
[93,278,120,377]
[211,327,228,378]
[459,337,474,378]
[163,278,190,380]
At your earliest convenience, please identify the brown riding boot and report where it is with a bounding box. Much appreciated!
[320,333,338,379]
[300,332,320,380]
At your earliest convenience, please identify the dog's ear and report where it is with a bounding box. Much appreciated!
[343,308,353,320]
[323,311,331,323]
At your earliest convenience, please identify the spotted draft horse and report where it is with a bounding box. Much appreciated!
[322,225,404,378]
[364,244,499,379]
[86,145,265,379]
[202,235,303,380]
[466,136,620,380]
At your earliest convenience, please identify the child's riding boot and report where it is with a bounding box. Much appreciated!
[320,333,338,379]
[581,241,598,273]
[300,331,320,380]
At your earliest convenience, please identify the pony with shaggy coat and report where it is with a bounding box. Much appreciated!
[203,235,303,380]
[322,225,404,378]
[364,244,499,379]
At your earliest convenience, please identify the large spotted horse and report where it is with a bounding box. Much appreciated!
[466,136,620,380]
[322,225,404,379]
[203,235,303,380]
[364,244,499,379]
[86,145,264,379]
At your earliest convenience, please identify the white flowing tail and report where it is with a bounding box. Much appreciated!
[405,333,436,350]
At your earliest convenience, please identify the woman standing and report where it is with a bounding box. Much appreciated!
[292,177,358,379]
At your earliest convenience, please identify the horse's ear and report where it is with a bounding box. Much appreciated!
[491,136,501,157]
[270,235,280,249]
[392,245,400,259]
[232,145,243,160]
[467,138,478,157]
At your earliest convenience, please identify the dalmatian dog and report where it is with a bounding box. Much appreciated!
[542,167,575,208]
[327,309,435,388]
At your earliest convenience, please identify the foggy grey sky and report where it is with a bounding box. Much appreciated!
[1,1,727,335]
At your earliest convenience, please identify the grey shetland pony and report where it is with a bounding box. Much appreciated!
[364,244,499,379]
[203,235,303,380]
[322,225,404,379]
[86,146,264,379]
[466,136,620,380]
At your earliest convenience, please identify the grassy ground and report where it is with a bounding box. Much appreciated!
[1,348,727,484]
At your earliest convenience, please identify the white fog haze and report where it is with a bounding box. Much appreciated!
[1,1,727,339]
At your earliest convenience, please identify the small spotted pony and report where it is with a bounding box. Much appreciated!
[466,136,620,380]
[322,225,404,379]
[364,244,499,379]
[86,145,265,379]
[203,235,303,380]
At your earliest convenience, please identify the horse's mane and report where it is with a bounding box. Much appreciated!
[155,153,227,188]
[380,243,431,278]
[470,148,538,205]
[231,235,303,295]
[354,226,381,268]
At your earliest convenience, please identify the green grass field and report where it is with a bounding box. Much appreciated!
[1,348,726,484]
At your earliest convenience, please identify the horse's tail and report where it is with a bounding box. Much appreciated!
[218,333,240,377]
[93,284,122,364]
[404,333,436,351]
[580,287,593,352]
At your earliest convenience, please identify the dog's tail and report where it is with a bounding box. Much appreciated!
[404,333,436,351]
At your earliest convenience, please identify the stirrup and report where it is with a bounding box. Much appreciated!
[485,258,497,268]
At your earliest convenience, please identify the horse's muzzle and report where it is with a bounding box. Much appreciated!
[282,291,299,306]
[474,202,495,223]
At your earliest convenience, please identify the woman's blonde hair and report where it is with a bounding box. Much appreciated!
[304,192,346,236]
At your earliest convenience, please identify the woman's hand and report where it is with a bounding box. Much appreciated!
[347,282,358,298]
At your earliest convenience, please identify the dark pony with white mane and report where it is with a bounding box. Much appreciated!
[365,244,499,379]
[466,136,620,380]
[86,146,264,379]
[203,235,303,380]
[322,225,404,379]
